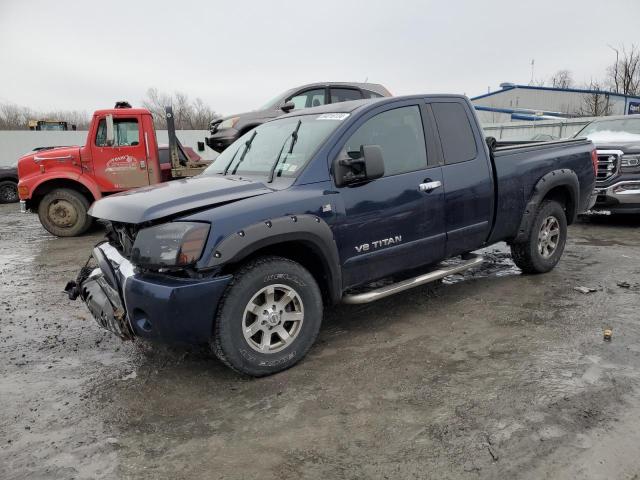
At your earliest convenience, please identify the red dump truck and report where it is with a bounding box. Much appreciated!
[17,102,209,236]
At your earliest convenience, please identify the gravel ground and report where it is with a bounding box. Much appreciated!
[1,203,640,480]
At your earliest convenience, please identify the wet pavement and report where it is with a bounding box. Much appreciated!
[1,203,639,480]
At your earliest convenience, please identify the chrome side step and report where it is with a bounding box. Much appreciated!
[342,254,484,304]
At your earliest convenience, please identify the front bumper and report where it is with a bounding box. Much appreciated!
[68,243,233,345]
[592,180,640,214]
[205,129,238,152]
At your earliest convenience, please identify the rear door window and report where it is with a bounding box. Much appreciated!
[363,90,384,99]
[330,88,363,103]
[431,103,477,164]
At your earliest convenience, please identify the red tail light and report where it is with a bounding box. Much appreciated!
[590,148,598,178]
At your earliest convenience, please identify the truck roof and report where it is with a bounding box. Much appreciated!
[279,94,469,118]
[92,108,151,116]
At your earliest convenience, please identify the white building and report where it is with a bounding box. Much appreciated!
[472,83,640,124]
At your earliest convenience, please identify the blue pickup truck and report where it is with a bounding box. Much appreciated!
[66,95,597,376]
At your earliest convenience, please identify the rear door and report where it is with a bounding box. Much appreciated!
[91,115,151,191]
[429,100,494,256]
[333,103,446,288]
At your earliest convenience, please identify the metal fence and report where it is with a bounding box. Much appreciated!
[0,130,217,167]
[481,117,595,140]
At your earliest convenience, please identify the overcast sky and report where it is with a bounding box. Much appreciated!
[1,0,639,117]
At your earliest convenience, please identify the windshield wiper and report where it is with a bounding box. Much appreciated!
[267,120,301,183]
[222,147,240,175]
[223,130,258,175]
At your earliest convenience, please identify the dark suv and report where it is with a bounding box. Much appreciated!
[205,82,391,152]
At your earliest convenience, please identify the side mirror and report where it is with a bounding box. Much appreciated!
[105,114,115,147]
[281,101,295,113]
[333,144,385,187]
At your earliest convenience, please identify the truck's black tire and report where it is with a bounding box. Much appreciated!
[510,200,567,274]
[212,256,323,377]
[38,188,92,237]
[0,180,18,203]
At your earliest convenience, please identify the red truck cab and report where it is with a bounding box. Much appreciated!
[17,103,205,236]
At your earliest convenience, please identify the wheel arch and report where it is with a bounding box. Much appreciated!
[208,215,342,304]
[28,176,100,210]
[513,169,579,243]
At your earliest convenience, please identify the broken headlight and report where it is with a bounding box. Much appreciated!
[131,222,210,269]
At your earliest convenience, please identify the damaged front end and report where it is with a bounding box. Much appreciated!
[65,242,135,340]
[66,221,234,345]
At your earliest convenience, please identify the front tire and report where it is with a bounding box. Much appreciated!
[510,200,567,274]
[38,188,92,237]
[212,256,323,377]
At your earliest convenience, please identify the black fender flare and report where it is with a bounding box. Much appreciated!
[207,214,342,303]
[513,169,579,243]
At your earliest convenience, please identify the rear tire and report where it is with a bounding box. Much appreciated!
[212,256,323,377]
[38,188,92,237]
[0,180,18,204]
[510,200,567,274]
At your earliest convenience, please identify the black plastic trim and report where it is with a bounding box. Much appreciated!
[208,214,342,303]
[513,169,579,243]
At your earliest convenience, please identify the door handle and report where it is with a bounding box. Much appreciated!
[418,180,442,193]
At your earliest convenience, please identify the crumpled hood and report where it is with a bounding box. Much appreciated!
[88,175,273,224]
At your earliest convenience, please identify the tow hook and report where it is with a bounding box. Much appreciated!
[64,280,80,300]
[64,262,95,300]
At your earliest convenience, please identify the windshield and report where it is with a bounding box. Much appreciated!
[576,117,640,142]
[203,113,348,179]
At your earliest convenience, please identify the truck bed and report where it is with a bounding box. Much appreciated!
[488,138,595,243]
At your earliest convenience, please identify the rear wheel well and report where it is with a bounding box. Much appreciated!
[29,179,95,210]
[221,241,333,305]
[543,185,576,224]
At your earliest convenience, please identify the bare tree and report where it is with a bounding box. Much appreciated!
[576,80,612,117]
[0,102,90,130]
[607,44,640,95]
[142,87,219,130]
[550,70,574,89]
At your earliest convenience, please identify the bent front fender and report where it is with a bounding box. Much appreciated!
[206,214,342,303]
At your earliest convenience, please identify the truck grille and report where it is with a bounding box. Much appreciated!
[596,150,621,183]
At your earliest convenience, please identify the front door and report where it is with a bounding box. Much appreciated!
[333,104,446,289]
[91,115,150,192]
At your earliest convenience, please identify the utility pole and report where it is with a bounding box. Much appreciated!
[530,59,535,85]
